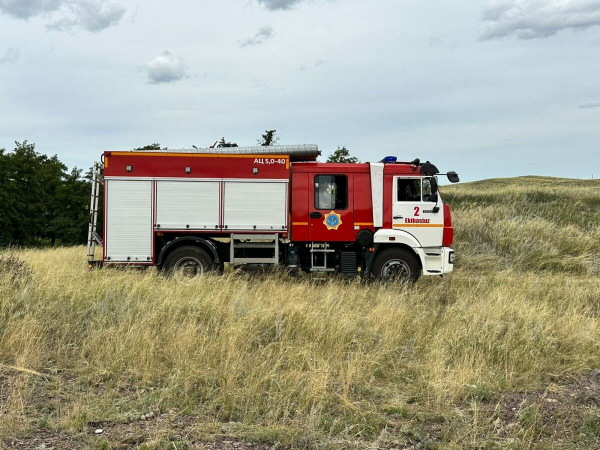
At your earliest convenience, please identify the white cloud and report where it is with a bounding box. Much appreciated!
[480,0,600,40]
[239,26,274,47]
[0,48,20,65]
[579,102,600,108]
[47,1,125,32]
[0,0,62,19]
[255,0,306,11]
[0,0,125,32]
[144,51,186,84]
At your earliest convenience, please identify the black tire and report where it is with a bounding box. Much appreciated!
[372,248,421,283]
[162,245,214,277]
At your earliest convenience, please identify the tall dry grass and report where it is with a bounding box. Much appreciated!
[1,176,599,448]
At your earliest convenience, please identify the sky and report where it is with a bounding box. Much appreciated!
[0,0,599,182]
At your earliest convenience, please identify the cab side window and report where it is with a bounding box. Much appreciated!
[315,175,348,210]
[422,178,434,202]
[397,179,421,202]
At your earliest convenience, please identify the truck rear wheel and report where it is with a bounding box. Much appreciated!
[372,248,421,283]
[163,245,214,277]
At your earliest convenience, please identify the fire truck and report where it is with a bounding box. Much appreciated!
[86,145,459,281]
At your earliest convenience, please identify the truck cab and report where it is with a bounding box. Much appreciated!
[289,158,456,280]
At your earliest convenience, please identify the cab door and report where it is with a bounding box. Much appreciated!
[308,173,354,242]
[392,177,443,247]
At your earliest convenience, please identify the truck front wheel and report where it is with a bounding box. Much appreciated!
[163,245,214,276]
[372,248,421,283]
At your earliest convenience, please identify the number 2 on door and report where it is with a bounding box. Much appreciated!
[414,206,420,216]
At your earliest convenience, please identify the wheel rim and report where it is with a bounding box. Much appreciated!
[173,257,204,276]
[381,259,411,281]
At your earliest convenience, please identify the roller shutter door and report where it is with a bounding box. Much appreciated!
[156,181,220,230]
[105,180,152,262]
[223,181,287,231]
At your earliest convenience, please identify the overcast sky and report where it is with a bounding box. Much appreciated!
[1,0,599,181]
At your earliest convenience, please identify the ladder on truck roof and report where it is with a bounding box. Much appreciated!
[86,161,104,266]
[132,144,321,161]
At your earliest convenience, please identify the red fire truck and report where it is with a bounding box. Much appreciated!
[86,144,459,281]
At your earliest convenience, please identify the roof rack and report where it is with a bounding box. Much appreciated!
[132,144,321,161]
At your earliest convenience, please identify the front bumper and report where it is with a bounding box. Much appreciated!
[420,246,454,276]
[443,247,454,274]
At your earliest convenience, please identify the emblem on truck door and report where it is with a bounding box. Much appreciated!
[323,211,342,230]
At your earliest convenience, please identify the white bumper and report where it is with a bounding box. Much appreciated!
[442,247,454,274]
[416,246,453,276]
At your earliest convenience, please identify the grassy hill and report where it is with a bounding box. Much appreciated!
[445,176,600,275]
[1,177,599,449]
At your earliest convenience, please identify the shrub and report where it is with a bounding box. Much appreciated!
[0,253,32,285]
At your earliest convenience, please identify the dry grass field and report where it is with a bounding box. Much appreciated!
[1,176,600,449]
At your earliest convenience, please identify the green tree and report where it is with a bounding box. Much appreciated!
[327,146,359,163]
[257,130,280,146]
[0,141,91,247]
[7,141,61,245]
[0,147,16,245]
[52,168,92,245]
[134,143,165,150]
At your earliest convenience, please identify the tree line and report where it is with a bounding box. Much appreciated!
[0,136,357,247]
[0,141,91,247]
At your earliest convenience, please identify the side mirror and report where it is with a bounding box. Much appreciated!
[447,171,460,183]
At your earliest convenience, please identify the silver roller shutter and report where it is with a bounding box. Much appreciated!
[105,180,153,262]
